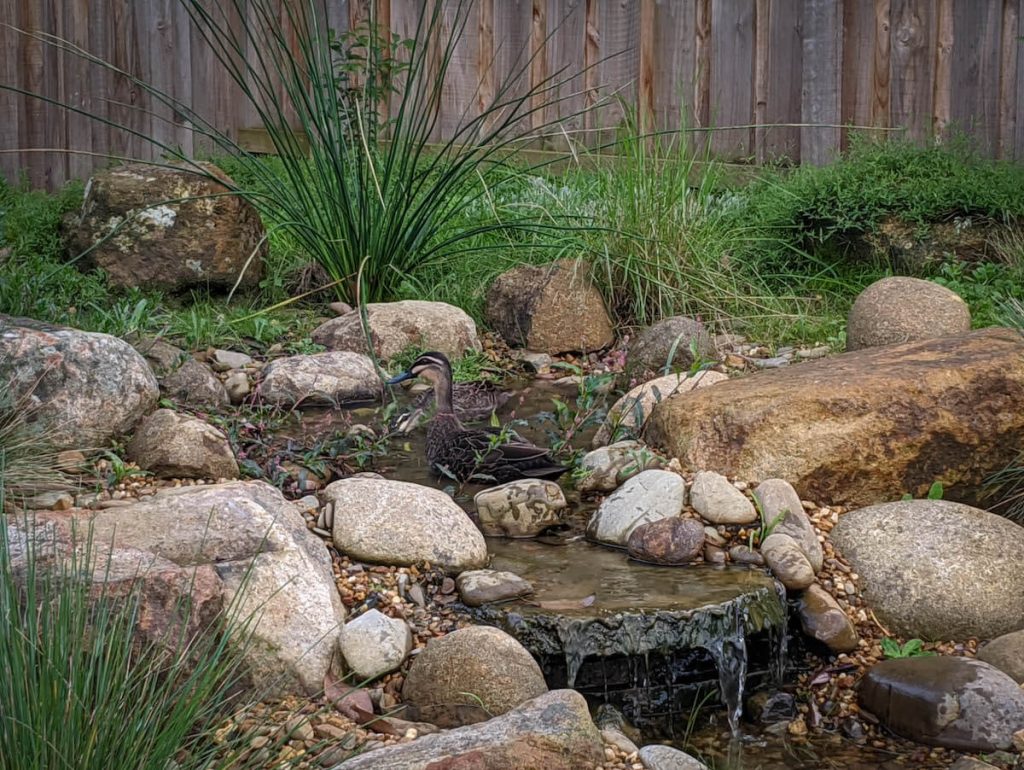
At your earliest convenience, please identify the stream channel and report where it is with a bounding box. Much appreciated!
[293,378,933,769]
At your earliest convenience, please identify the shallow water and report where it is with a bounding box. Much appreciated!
[309,380,949,769]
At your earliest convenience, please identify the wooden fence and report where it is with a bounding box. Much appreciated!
[2,0,1023,191]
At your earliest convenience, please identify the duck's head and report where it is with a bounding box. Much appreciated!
[385,351,452,388]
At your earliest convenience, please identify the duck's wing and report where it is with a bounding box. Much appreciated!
[458,427,551,461]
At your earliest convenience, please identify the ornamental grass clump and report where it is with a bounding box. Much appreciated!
[8,0,596,307]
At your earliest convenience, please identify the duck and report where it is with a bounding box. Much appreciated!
[388,379,513,434]
[385,351,567,483]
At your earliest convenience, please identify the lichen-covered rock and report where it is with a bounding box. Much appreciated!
[257,351,378,407]
[586,470,686,547]
[338,608,412,680]
[334,690,604,770]
[592,371,727,448]
[859,657,1024,752]
[0,317,158,449]
[626,316,717,374]
[846,276,970,351]
[473,479,566,537]
[485,259,614,354]
[127,409,238,479]
[311,300,481,362]
[645,328,1024,507]
[831,500,1024,640]
[575,441,663,493]
[64,162,266,292]
[401,626,548,728]
[326,477,487,573]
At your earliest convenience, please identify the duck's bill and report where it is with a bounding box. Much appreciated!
[385,371,414,385]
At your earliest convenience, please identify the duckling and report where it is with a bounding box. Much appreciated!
[385,352,567,483]
[388,379,513,434]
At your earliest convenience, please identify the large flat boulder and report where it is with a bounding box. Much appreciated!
[333,690,604,770]
[643,328,1024,507]
[19,481,346,696]
[64,162,265,292]
[831,500,1024,640]
[0,317,159,449]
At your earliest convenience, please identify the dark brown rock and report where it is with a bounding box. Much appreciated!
[859,657,1024,752]
[485,259,614,354]
[626,315,717,374]
[797,583,858,653]
[401,626,547,728]
[846,276,971,351]
[644,328,1024,507]
[331,690,604,770]
[64,162,265,292]
[626,517,704,565]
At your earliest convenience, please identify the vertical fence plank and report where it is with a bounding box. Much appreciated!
[0,0,21,184]
[544,0,586,145]
[583,0,599,137]
[871,0,891,130]
[529,0,548,135]
[890,0,936,143]
[653,0,695,137]
[1016,0,1024,159]
[950,0,1002,154]
[638,0,655,136]
[593,0,639,147]
[841,0,875,148]
[997,0,1019,158]
[107,1,144,162]
[439,0,479,141]
[801,0,842,165]
[932,0,953,141]
[491,0,532,140]
[62,0,96,181]
[763,0,802,162]
[709,0,755,160]
[142,0,194,159]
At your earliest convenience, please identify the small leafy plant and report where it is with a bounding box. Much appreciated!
[881,637,936,659]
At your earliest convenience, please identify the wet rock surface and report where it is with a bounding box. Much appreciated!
[859,656,1024,751]
[332,690,605,770]
[586,469,686,546]
[401,626,548,728]
[456,570,534,607]
[473,478,566,537]
[798,583,859,653]
[326,477,487,573]
[760,533,816,590]
[846,276,971,351]
[311,300,481,361]
[831,499,1024,639]
[626,517,705,565]
[644,328,1024,507]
